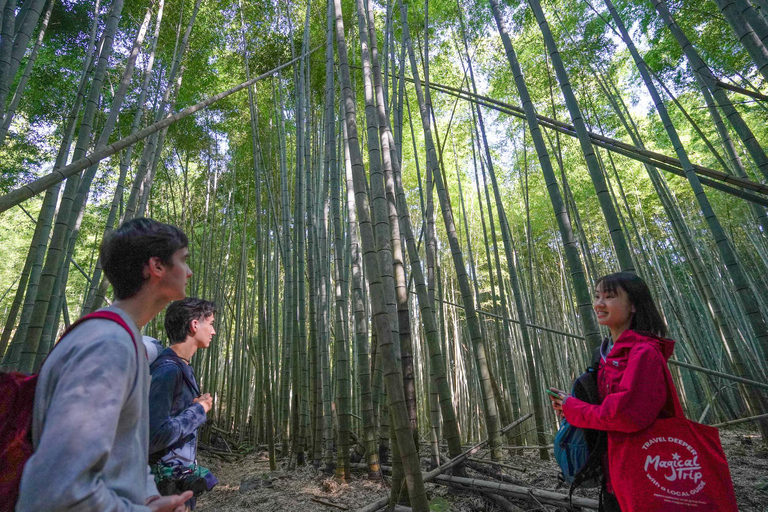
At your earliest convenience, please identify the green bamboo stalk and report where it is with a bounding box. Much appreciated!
[399,0,503,461]
[333,0,428,506]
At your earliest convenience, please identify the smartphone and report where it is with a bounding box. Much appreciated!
[546,389,562,399]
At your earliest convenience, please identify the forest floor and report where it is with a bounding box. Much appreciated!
[195,426,767,512]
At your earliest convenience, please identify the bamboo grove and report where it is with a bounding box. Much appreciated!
[2,0,768,508]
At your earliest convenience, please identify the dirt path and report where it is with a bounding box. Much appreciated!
[195,427,767,511]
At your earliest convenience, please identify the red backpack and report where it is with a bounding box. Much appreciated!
[0,311,137,512]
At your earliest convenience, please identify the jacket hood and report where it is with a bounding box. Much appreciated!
[615,329,675,360]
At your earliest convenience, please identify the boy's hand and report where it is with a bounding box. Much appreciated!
[146,491,193,512]
[193,393,213,413]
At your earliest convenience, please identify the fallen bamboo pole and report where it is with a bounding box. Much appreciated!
[486,494,525,512]
[431,474,598,510]
[311,497,349,510]
[710,412,768,428]
[501,445,554,450]
[355,463,597,511]
[468,457,526,472]
[423,414,534,480]
[356,415,533,512]
[440,453,526,485]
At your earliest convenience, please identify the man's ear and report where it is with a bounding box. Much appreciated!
[145,256,165,279]
[189,319,199,336]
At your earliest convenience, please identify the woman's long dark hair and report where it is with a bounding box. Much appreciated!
[596,272,667,338]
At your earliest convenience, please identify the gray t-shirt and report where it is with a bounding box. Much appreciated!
[17,306,158,512]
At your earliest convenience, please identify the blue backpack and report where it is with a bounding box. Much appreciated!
[554,360,607,493]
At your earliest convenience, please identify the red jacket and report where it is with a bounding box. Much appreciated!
[562,329,676,491]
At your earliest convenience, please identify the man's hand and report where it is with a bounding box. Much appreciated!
[193,393,213,413]
[146,491,193,512]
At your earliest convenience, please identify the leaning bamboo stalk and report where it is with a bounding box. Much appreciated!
[585,60,757,387]
[0,0,46,116]
[363,0,417,457]
[365,0,462,462]
[425,85,768,207]
[380,74,768,199]
[39,0,155,362]
[274,73,294,459]
[526,0,634,272]
[691,70,768,237]
[341,91,380,479]
[714,79,768,100]
[2,1,101,370]
[0,0,54,145]
[0,1,16,117]
[352,0,403,470]
[82,0,166,314]
[124,0,202,221]
[651,0,768,183]
[668,359,768,391]
[19,0,125,373]
[0,47,322,215]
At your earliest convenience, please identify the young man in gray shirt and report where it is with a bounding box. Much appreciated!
[17,218,194,512]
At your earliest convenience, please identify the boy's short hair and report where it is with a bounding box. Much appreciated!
[165,298,217,344]
[100,218,188,300]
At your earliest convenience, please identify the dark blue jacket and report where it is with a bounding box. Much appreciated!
[148,348,207,466]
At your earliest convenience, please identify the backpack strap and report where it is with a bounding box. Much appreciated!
[152,356,200,395]
[45,310,144,367]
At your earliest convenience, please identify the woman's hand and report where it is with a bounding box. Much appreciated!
[548,387,569,419]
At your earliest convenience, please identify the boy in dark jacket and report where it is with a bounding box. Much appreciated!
[148,298,216,508]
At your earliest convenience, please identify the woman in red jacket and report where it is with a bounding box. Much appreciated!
[549,272,673,511]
